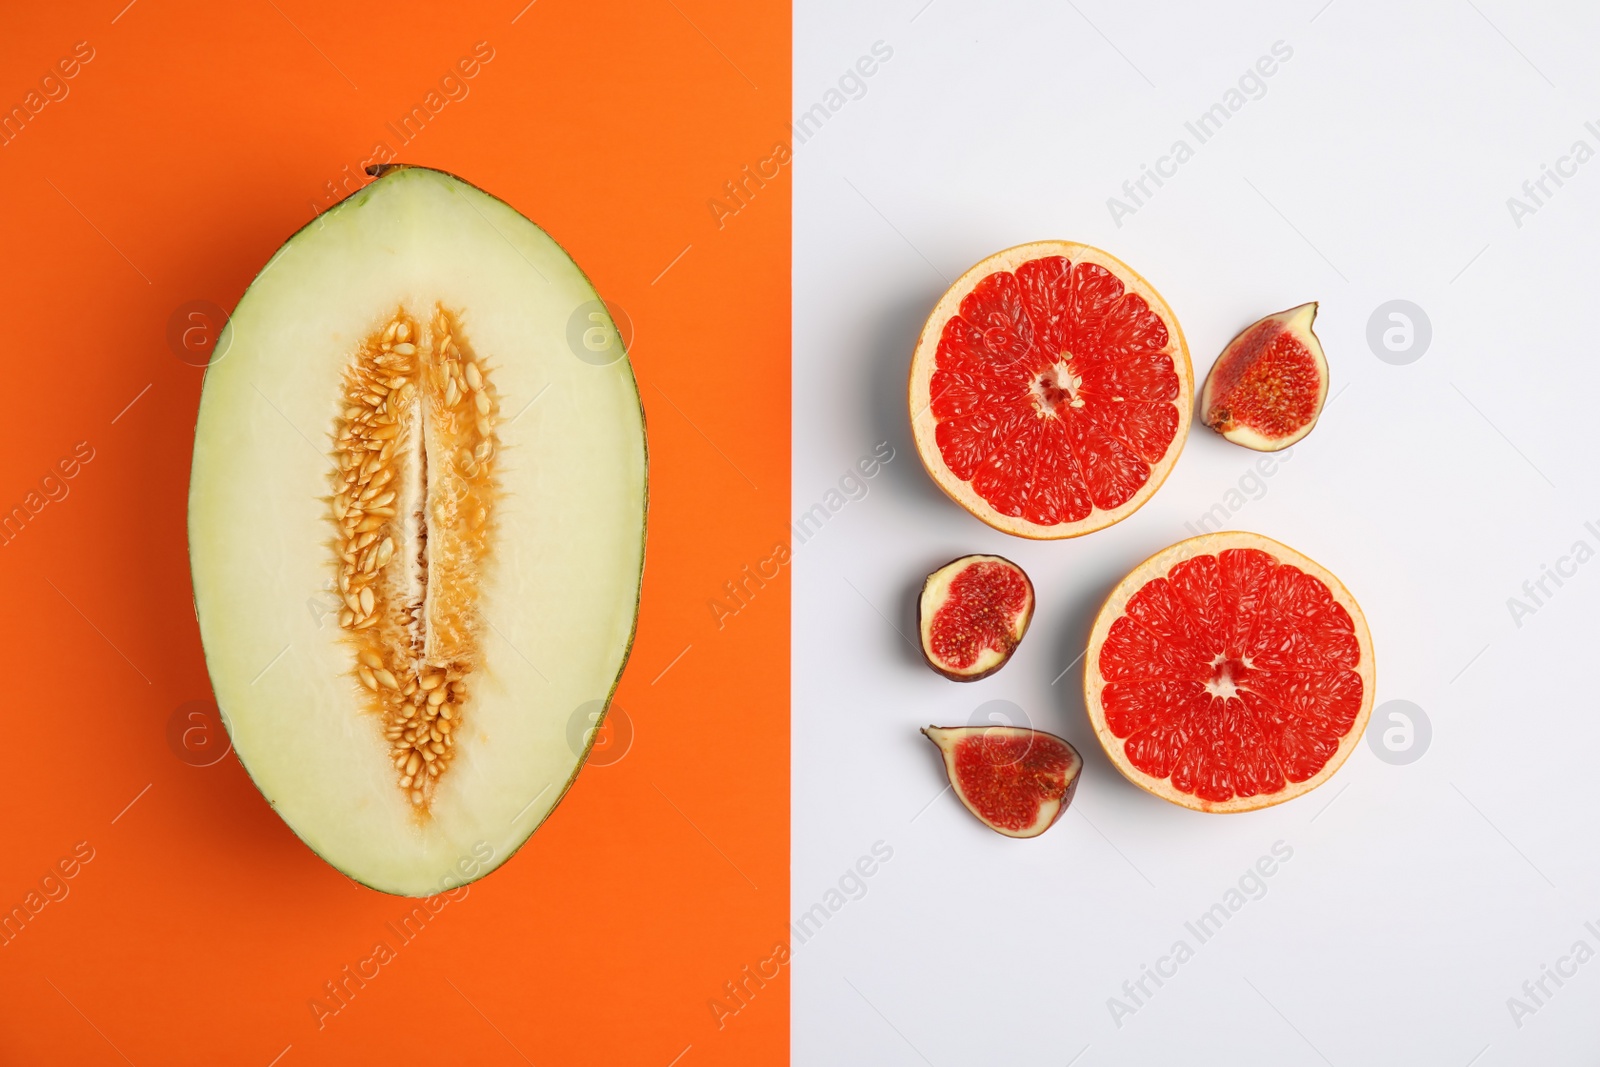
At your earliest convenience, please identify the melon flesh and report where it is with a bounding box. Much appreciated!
[188,167,646,896]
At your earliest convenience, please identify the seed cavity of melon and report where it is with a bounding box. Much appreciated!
[331,306,499,813]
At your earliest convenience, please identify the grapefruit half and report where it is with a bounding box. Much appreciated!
[909,242,1192,539]
[1084,532,1374,813]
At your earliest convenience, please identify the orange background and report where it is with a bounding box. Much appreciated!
[0,2,789,1063]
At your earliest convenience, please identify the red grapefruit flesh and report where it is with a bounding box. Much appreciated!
[922,726,1083,838]
[1085,532,1374,813]
[909,241,1192,539]
[918,555,1034,681]
[1201,303,1328,452]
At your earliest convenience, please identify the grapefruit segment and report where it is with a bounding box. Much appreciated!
[1201,302,1329,451]
[1085,532,1374,813]
[910,242,1193,539]
[922,726,1083,838]
[917,555,1034,681]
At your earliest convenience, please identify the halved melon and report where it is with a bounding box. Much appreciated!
[188,166,646,896]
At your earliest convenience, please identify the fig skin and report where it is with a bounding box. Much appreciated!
[916,555,1035,682]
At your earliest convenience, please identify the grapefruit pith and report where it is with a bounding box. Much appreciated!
[909,242,1192,539]
[1084,532,1374,813]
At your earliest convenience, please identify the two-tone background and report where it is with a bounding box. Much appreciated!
[5,1,1600,1063]
[1,2,787,1063]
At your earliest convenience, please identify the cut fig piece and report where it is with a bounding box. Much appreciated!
[188,166,646,896]
[922,726,1083,838]
[1201,302,1329,452]
[917,554,1034,681]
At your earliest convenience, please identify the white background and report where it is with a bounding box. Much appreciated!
[793,1,1600,1063]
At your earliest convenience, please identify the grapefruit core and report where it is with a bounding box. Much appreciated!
[909,242,1193,539]
[1085,531,1374,813]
